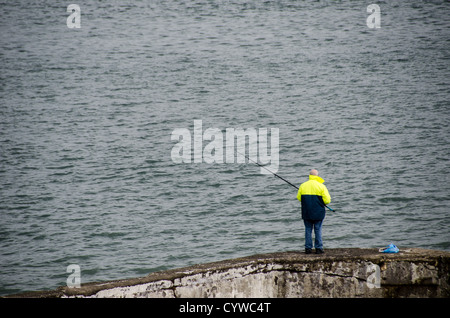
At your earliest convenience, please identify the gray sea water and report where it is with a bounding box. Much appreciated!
[0,0,449,296]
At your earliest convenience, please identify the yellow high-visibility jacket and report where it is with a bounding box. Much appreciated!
[297,175,331,221]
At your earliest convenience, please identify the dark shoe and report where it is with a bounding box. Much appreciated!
[315,248,324,254]
[305,248,312,254]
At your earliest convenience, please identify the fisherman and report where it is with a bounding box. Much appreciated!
[297,169,331,254]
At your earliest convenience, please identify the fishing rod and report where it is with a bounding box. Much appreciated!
[238,151,336,212]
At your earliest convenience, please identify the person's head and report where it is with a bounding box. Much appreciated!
[309,169,319,176]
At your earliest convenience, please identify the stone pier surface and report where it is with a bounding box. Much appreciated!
[7,248,450,298]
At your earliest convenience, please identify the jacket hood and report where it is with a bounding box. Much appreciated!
[309,175,325,183]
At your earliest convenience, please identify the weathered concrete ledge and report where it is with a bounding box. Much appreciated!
[6,248,450,298]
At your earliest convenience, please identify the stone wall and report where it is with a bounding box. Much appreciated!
[7,248,450,298]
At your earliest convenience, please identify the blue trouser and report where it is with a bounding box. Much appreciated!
[303,219,323,250]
